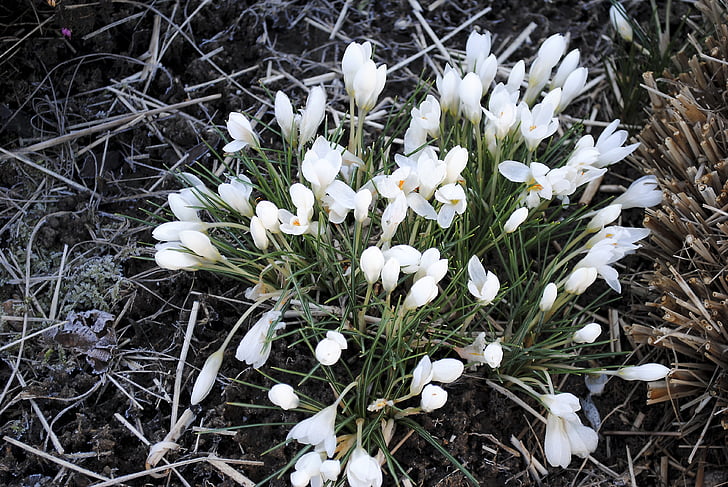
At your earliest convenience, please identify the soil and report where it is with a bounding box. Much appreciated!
[0,1,718,486]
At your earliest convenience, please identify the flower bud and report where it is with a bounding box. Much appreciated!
[354,189,372,222]
[275,91,297,142]
[484,340,503,368]
[586,204,622,232]
[152,221,205,242]
[381,257,400,293]
[360,246,384,285]
[315,331,348,366]
[403,276,439,310]
[320,459,341,481]
[539,282,558,311]
[179,230,222,262]
[299,86,326,146]
[431,358,464,383]
[223,112,259,152]
[459,72,483,124]
[268,383,300,410]
[616,363,670,381]
[609,4,633,42]
[504,207,528,233]
[420,384,448,412]
[572,323,602,344]
[353,60,387,111]
[168,192,201,222]
[190,349,224,405]
[250,216,269,251]
[154,243,202,271]
[564,267,598,295]
[218,177,254,217]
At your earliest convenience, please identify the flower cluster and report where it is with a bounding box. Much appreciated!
[153,29,669,480]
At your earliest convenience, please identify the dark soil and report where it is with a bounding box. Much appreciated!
[0,1,718,486]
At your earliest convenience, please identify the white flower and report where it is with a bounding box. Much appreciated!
[290,452,322,487]
[154,243,202,271]
[383,245,421,274]
[413,248,448,283]
[459,72,483,124]
[322,180,356,224]
[380,193,408,243]
[179,230,222,262]
[353,59,387,111]
[564,267,598,295]
[275,91,297,142]
[223,112,259,152]
[268,383,300,410]
[467,256,500,306]
[519,101,559,151]
[585,204,622,232]
[498,160,552,208]
[431,358,464,383]
[420,384,448,412]
[342,41,373,96]
[302,136,343,198]
[594,119,640,168]
[551,49,581,89]
[250,216,269,251]
[320,459,341,482]
[506,60,526,95]
[556,67,588,112]
[190,349,223,406]
[152,221,205,242]
[443,145,468,184]
[573,323,602,344]
[465,30,492,73]
[287,403,338,456]
[524,33,565,104]
[315,331,348,366]
[403,276,439,310]
[434,183,467,229]
[437,64,461,116]
[484,84,518,139]
[610,4,633,42]
[360,246,385,285]
[346,446,382,487]
[299,86,327,146]
[381,258,400,293]
[218,176,254,217]
[539,282,558,312]
[410,355,433,395]
[504,207,528,233]
[615,363,670,381]
[411,94,441,138]
[279,183,315,235]
[354,188,373,222]
[235,310,285,369]
[541,393,599,468]
[612,175,662,209]
[168,192,201,222]
[483,340,503,368]
[256,201,280,232]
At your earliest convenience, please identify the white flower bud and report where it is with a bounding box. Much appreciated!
[315,331,348,366]
[190,349,224,405]
[179,230,222,262]
[299,86,326,146]
[360,246,384,285]
[572,323,602,344]
[504,207,528,233]
[431,358,464,383]
[275,91,296,142]
[250,216,269,251]
[586,204,622,232]
[320,459,341,481]
[564,267,598,295]
[616,363,670,381]
[610,4,633,42]
[420,384,448,412]
[484,341,503,368]
[268,383,300,410]
[152,221,205,242]
[154,243,202,271]
[403,276,439,310]
[381,257,400,293]
[540,282,558,312]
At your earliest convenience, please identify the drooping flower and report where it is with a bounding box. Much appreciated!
[403,276,439,310]
[612,175,662,209]
[345,446,382,487]
[467,256,500,306]
[235,310,285,369]
[287,402,338,457]
[503,207,529,233]
[190,349,224,406]
[614,363,670,381]
[585,204,622,232]
[420,384,448,412]
[539,282,558,312]
[540,393,599,468]
[573,323,602,344]
[168,192,201,222]
[483,340,503,368]
[315,331,348,366]
[218,175,254,217]
[223,112,260,152]
[268,383,300,410]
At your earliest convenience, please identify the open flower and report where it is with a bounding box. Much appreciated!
[223,112,259,152]
[434,183,467,229]
[268,383,300,410]
[235,311,285,369]
[540,393,599,468]
[467,256,500,305]
[346,446,383,487]
[287,403,338,457]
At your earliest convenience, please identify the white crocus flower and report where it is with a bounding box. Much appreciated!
[437,64,461,116]
[474,54,498,95]
[585,226,650,254]
[411,94,441,138]
[189,349,224,406]
[403,124,429,155]
[594,119,640,167]
[287,402,338,457]
[218,175,254,217]
[380,193,408,244]
[179,230,222,262]
[381,257,400,293]
[585,204,622,232]
[467,256,500,306]
[498,160,552,208]
[556,67,588,112]
[564,266,598,295]
[420,384,448,412]
[573,323,602,344]
[613,363,670,381]
[384,245,421,274]
[346,446,383,487]
[459,72,483,125]
[540,393,599,468]
[551,49,581,89]
[290,452,323,487]
[519,101,559,151]
[415,148,446,199]
[354,188,372,223]
[465,30,492,73]
[256,201,280,232]
[268,383,300,410]
[506,60,526,95]
[434,183,467,228]
[523,33,565,105]
[360,246,385,285]
[539,282,558,312]
[353,59,387,112]
[503,207,529,233]
[410,355,433,395]
[485,83,518,139]
[223,112,259,152]
[152,221,205,242]
[612,175,662,209]
[168,192,201,222]
[609,4,633,42]
[323,180,357,224]
[320,459,342,483]
[414,247,448,283]
[299,86,327,146]
[249,216,269,251]
[483,340,503,368]
[431,359,464,383]
[443,145,468,184]
[302,136,343,198]
[403,276,439,310]
[275,90,297,142]
[154,242,203,271]
[315,331,348,366]
[342,41,373,96]
[235,311,285,369]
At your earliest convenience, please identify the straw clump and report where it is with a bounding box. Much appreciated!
[627,0,728,431]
